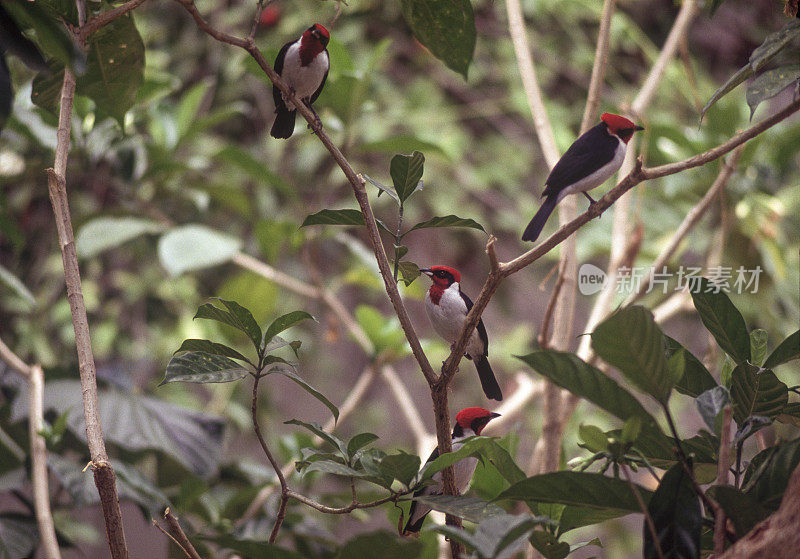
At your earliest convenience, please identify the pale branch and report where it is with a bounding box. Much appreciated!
[623,465,665,559]
[163,509,202,559]
[579,0,617,134]
[714,406,733,556]
[78,0,148,43]
[248,0,267,41]
[286,488,410,515]
[627,145,744,305]
[537,260,567,349]
[47,47,128,556]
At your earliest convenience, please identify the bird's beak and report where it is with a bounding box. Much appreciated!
[419,268,433,277]
[490,412,501,419]
[635,125,645,131]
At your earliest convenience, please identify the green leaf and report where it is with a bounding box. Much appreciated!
[733,416,772,447]
[746,65,800,120]
[516,351,663,435]
[354,304,407,357]
[285,419,348,458]
[578,425,608,453]
[397,261,421,286]
[194,298,262,351]
[334,530,423,559]
[157,224,242,277]
[777,402,800,427]
[529,531,571,559]
[495,472,653,514]
[621,416,642,445]
[174,339,250,363]
[706,485,769,537]
[0,7,47,73]
[303,460,365,478]
[665,336,718,397]
[363,174,400,205]
[764,330,800,369]
[414,495,507,524]
[380,452,420,488]
[743,436,800,510]
[406,214,486,234]
[400,0,476,79]
[347,433,379,459]
[700,64,753,121]
[161,352,249,385]
[696,386,731,435]
[394,244,408,262]
[216,145,290,195]
[262,311,315,349]
[690,278,751,364]
[211,535,306,559]
[644,462,701,559]
[267,368,338,423]
[389,151,425,202]
[76,216,163,258]
[750,329,770,367]
[432,514,547,558]
[301,208,365,227]
[0,263,36,309]
[3,2,82,70]
[730,363,788,425]
[591,306,673,403]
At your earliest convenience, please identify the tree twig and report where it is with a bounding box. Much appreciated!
[714,406,733,556]
[163,509,202,559]
[78,0,148,43]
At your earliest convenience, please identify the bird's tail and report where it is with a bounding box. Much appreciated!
[403,499,429,535]
[270,107,296,139]
[475,357,503,401]
[521,195,558,242]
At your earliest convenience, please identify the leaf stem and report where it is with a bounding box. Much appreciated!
[623,465,664,559]
[393,202,404,283]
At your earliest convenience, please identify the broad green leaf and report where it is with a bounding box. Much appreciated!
[556,506,634,534]
[419,437,491,480]
[359,135,447,157]
[174,339,250,363]
[267,368,339,422]
[262,311,315,349]
[690,278,751,364]
[195,298,262,351]
[730,364,788,425]
[354,304,407,357]
[700,64,752,121]
[516,351,663,435]
[665,336,717,397]
[303,460,365,478]
[696,386,731,435]
[432,514,546,559]
[363,174,400,205]
[347,433,379,459]
[495,472,653,514]
[706,485,769,537]
[421,437,525,487]
[397,261,421,286]
[529,531,570,559]
[3,2,81,70]
[644,463,701,559]
[76,216,163,258]
[301,208,365,227]
[176,77,212,139]
[0,7,47,73]
[750,329,769,367]
[578,425,608,453]
[743,436,800,510]
[161,352,249,385]
[591,306,673,403]
[0,263,36,308]
[285,419,348,458]
[406,214,486,234]
[380,452,420,488]
[414,495,507,524]
[764,330,800,369]
[389,151,424,203]
[746,65,800,119]
[777,402,800,427]
[394,244,408,262]
[400,0,476,79]
[621,416,642,445]
[157,225,242,276]
[334,530,423,559]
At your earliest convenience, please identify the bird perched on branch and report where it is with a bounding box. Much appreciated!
[270,23,330,139]
[522,113,644,242]
[403,407,500,535]
[420,266,502,401]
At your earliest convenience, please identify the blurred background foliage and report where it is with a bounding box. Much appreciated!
[1,0,798,556]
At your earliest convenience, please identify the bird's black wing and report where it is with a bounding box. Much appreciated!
[309,50,329,105]
[459,290,489,358]
[403,446,441,534]
[542,123,618,197]
[272,41,292,109]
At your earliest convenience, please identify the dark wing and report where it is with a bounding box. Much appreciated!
[309,50,329,105]
[459,290,489,358]
[542,123,618,197]
[403,446,441,534]
[272,41,292,109]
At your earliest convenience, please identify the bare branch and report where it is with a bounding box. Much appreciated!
[580,0,617,134]
[286,488,409,515]
[163,509,202,559]
[714,406,733,556]
[78,0,148,43]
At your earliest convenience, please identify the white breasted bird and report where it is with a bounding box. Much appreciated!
[270,23,330,139]
[420,266,502,401]
[403,407,501,535]
[522,113,644,242]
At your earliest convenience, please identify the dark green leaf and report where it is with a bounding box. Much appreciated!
[301,208,365,227]
[0,7,47,72]
[262,311,315,349]
[284,419,347,458]
[380,452,420,488]
[363,174,400,205]
[394,244,408,262]
[591,306,674,403]
[495,472,653,514]
[400,0,476,79]
[303,460,366,478]
[665,336,718,397]
[730,364,787,425]
[556,506,634,534]
[764,330,800,369]
[777,402,800,426]
[747,65,800,119]
[621,416,642,445]
[578,424,608,453]
[743,436,800,510]
[3,2,81,70]
[516,350,663,435]
[529,531,571,559]
[414,495,507,524]
[389,151,425,202]
[157,225,242,277]
[267,368,338,422]
[749,20,800,73]
[706,485,769,537]
[696,386,731,435]
[397,261,421,286]
[76,216,163,258]
[263,335,301,357]
[407,214,486,234]
[195,298,262,351]
[750,329,770,367]
[347,433,379,459]
[733,416,772,447]
[175,339,250,363]
[644,463,701,559]
[690,278,751,364]
[432,514,547,558]
[700,64,752,121]
[334,530,423,559]
[211,535,306,559]
[161,351,249,385]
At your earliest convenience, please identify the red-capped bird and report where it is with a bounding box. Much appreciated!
[420,266,502,401]
[522,113,644,242]
[403,407,500,535]
[270,23,330,139]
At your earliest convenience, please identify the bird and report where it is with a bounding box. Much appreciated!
[521,113,644,242]
[420,266,503,401]
[270,23,330,139]
[403,407,501,535]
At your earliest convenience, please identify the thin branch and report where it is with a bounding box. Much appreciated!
[537,261,567,348]
[714,406,733,556]
[78,0,148,43]
[623,465,664,559]
[286,488,409,514]
[579,0,617,134]
[163,509,202,559]
[0,337,32,377]
[153,520,185,554]
[248,0,266,41]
